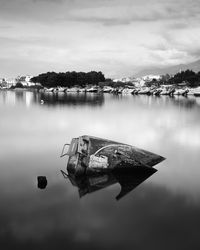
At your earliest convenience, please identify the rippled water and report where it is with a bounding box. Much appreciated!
[0,90,200,250]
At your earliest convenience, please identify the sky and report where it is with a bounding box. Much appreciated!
[0,0,200,78]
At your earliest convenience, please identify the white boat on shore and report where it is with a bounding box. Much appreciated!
[66,87,79,93]
[44,87,54,92]
[86,86,98,93]
[173,89,188,95]
[187,87,200,96]
[160,88,175,95]
[78,88,86,93]
[122,88,134,95]
[138,87,150,95]
[54,87,66,92]
[194,89,200,97]
[103,86,113,93]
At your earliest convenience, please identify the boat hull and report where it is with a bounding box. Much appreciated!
[62,135,165,176]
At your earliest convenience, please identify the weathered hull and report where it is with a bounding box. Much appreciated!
[138,91,150,95]
[62,135,165,176]
[61,135,165,200]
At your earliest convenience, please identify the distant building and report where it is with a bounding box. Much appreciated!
[5,78,17,88]
[113,78,124,83]
[142,75,161,81]
[17,75,35,86]
[0,78,7,88]
[113,76,136,83]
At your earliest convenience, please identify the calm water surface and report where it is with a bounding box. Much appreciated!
[0,90,200,250]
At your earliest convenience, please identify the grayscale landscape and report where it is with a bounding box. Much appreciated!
[1,1,200,250]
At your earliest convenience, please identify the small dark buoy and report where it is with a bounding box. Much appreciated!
[37,176,47,189]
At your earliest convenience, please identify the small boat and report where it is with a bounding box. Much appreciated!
[54,87,65,92]
[186,89,195,95]
[134,89,139,95]
[131,89,137,95]
[153,89,162,96]
[160,88,175,95]
[61,135,165,176]
[138,88,150,95]
[44,87,54,92]
[160,89,168,95]
[149,88,156,95]
[86,87,99,93]
[78,88,86,93]
[191,87,200,97]
[122,88,134,95]
[66,87,79,93]
[103,86,113,93]
[112,88,123,94]
[173,89,188,96]
[117,88,123,94]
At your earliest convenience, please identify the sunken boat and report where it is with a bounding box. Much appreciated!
[60,135,165,200]
[60,135,165,176]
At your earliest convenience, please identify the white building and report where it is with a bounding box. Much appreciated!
[113,76,136,83]
[18,75,35,86]
[142,75,161,81]
[5,78,17,88]
[0,78,7,88]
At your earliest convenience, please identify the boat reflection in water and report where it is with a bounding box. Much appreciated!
[61,135,165,200]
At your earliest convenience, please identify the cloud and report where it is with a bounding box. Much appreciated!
[55,0,200,26]
[1,0,200,77]
[32,0,64,2]
[1,0,200,26]
[0,25,12,29]
[65,16,132,26]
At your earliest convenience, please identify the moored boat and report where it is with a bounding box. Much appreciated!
[194,92,200,97]
[131,89,138,95]
[54,87,66,92]
[160,88,175,95]
[153,89,162,96]
[44,87,54,92]
[86,86,99,93]
[191,87,200,97]
[78,88,86,93]
[103,86,113,93]
[149,88,157,95]
[173,89,188,96]
[112,87,123,94]
[122,88,134,95]
[138,87,150,95]
[66,87,79,93]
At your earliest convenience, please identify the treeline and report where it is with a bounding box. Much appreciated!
[160,70,200,87]
[31,71,105,88]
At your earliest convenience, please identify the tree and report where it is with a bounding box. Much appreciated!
[15,82,24,88]
[31,71,106,88]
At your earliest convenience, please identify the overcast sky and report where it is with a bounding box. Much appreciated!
[0,0,200,78]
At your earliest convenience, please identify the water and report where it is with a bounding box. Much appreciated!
[0,90,200,250]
